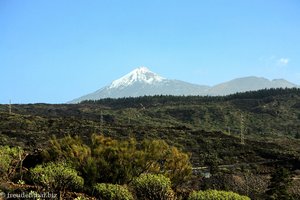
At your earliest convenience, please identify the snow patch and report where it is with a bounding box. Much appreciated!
[109,67,165,89]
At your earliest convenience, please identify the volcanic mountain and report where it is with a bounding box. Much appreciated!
[69,67,210,103]
[69,67,298,103]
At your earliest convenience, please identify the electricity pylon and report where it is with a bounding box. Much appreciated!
[9,100,12,115]
[100,110,104,134]
[240,113,245,145]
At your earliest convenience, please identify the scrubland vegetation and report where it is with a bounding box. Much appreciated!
[1,88,300,199]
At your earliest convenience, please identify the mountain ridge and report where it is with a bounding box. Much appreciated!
[69,67,298,103]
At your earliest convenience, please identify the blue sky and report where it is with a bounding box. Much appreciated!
[1,0,299,103]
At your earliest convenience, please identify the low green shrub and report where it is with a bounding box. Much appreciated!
[0,145,23,180]
[93,183,133,200]
[30,162,84,192]
[131,174,175,200]
[188,190,250,200]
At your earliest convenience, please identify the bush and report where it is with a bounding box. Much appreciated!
[188,190,250,200]
[43,135,91,168]
[30,162,84,193]
[0,146,14,177]
[93,183,133,200]
[131,174,175,200]
[141,139,192,187]
[265,167,291,200]
[0,145,24,180]
[45,135,192,187]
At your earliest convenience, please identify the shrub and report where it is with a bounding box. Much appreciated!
[43,135,91,167]
[74,196,89,200]
[163,146,192,187]
[30,162,84,193]
[265,167,291,200]
[188,190,250,200]
[93,183,133,200]
[44,135,192,187]
[28,191,41,200]
[0,145,24,180]
[131,174,175,200]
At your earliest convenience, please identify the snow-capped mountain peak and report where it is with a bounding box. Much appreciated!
[68,66,298,103]
[109,66,165,89]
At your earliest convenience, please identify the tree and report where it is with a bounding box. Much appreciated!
[295,132,300,139]
[90,135,145,184]
[140,139,192,187]
[161,146,192,187]
[204,154,220,176]
[265,167,292,200]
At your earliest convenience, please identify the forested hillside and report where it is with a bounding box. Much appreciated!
[1,88,300,165]
[1,88,300,199]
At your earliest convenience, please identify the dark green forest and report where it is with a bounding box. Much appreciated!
[1,88,300,199]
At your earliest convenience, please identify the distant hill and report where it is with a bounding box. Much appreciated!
[69,67,298,103]
[208,76,298,95]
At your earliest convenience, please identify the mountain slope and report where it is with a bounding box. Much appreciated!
[208,76,298,96]
[2,88,300,166]
[69,67,210,103]
[69,67,298,103]
[108,66,165,89]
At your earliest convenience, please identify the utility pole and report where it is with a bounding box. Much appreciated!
[128,109,132,125]
[240,113,245,145]
[9,100,12,115]
[100,110,103,133]
[227,127,231,135]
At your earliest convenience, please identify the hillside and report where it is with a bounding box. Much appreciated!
[1,88,300,199]
[1,88,300,167]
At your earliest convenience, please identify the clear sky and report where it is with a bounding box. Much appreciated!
[1,0,299,103]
